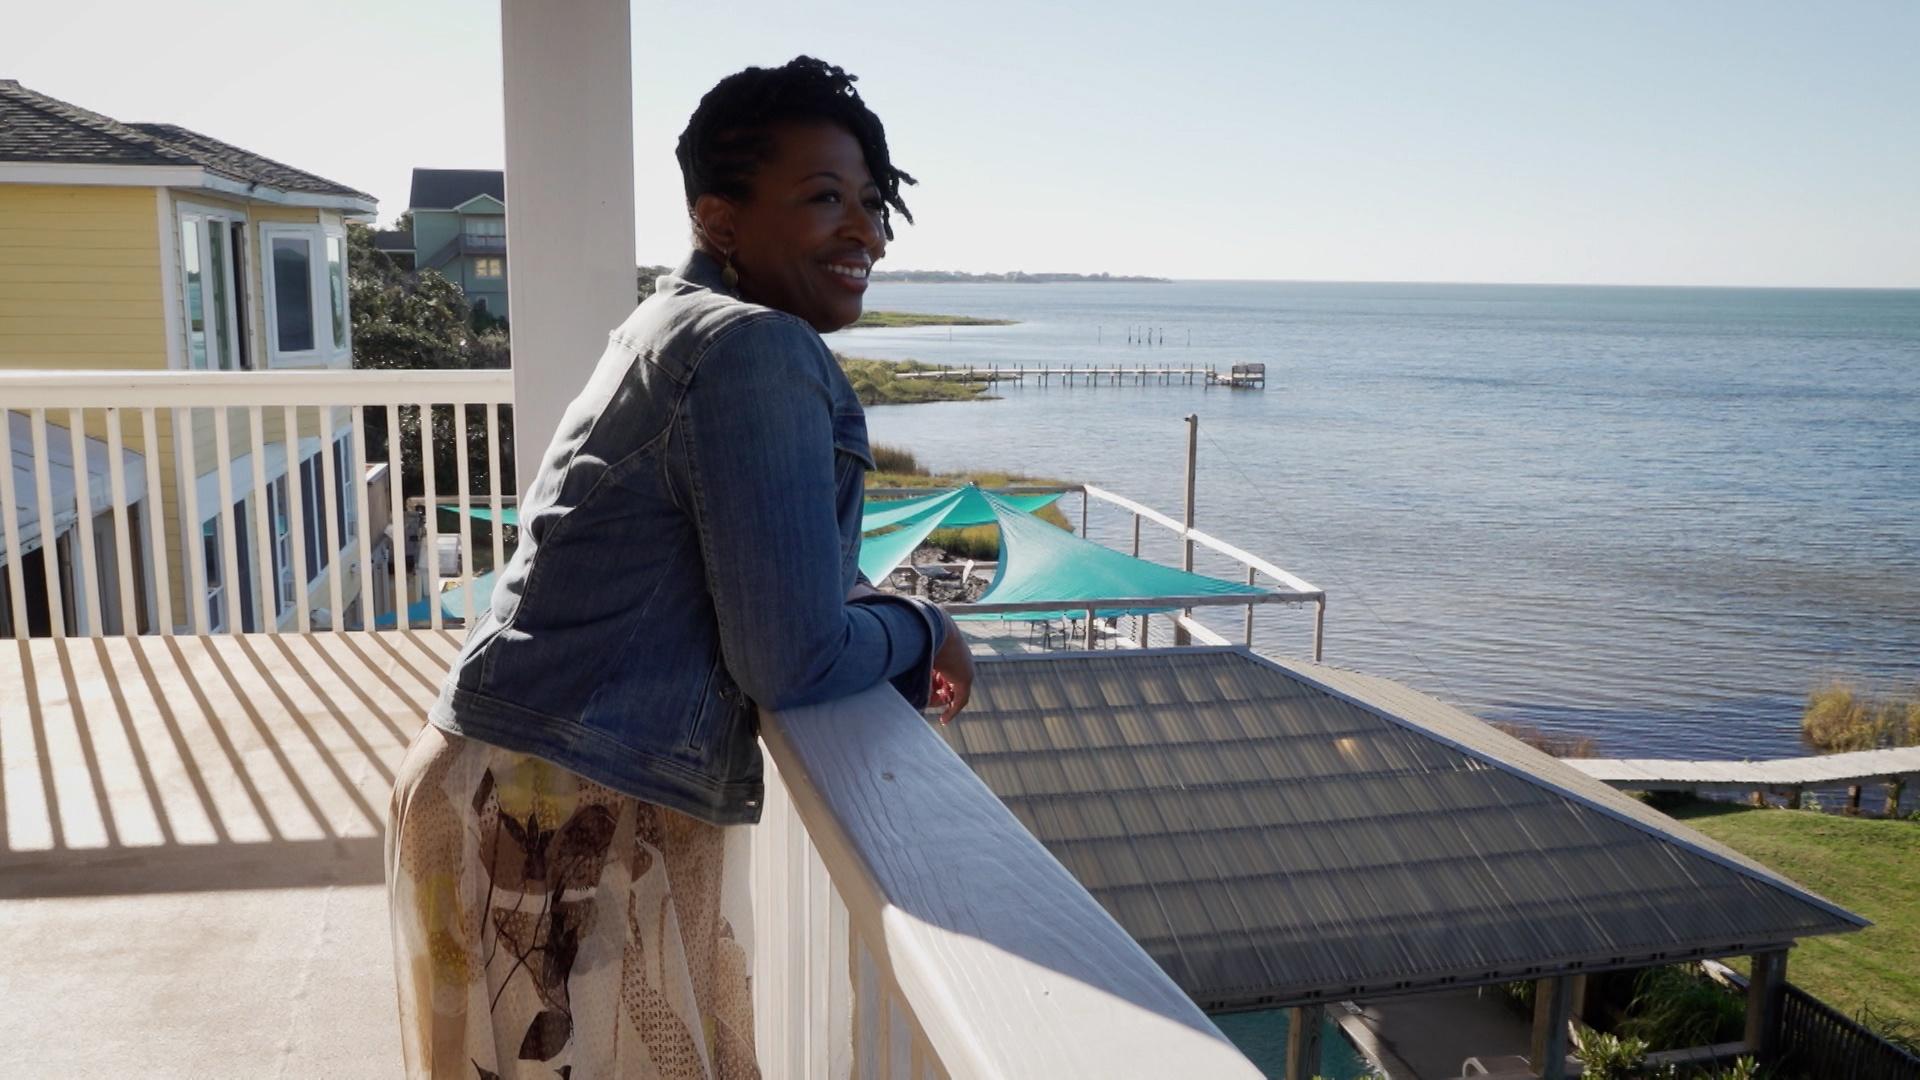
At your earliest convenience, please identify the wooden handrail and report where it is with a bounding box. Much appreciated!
[758,685,1262,1078]
[0,369,514,407]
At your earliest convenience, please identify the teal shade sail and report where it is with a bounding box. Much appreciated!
[962,490,1266,620]
[861,489,962,532]
[440,504,520,527]
[858,486,1066,582]
[862,488,1062,532]
[858,495,963,582]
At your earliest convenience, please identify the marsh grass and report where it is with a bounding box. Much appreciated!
[852,311,1016,328]
[1802,680,1920,752]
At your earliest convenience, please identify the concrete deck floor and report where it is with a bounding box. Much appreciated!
[0,630,463,1077]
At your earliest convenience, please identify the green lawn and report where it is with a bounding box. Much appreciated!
[1672,802,1920,1028]
[851,310,1015,328]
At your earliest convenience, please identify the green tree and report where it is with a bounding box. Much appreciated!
[637,264,672,304]
[347,224,514,504]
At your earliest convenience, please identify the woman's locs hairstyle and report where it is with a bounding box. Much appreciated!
[676,56,916,243]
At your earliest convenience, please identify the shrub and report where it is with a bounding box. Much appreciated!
[1618,965,1745,1051]
[870,443,922,475]
[1803,682,1882,752]
[1802,680,1920,753]
[1576,1031,1649,1078]
[1497,978,1537,1015]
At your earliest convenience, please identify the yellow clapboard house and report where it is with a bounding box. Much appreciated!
[0,79,378,635]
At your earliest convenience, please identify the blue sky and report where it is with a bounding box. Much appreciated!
[9,1,1917,285]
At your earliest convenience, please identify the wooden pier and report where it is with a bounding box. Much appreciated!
[1207,362,1265,389]
[1567,745,1920,813]
[893,363,1265,388]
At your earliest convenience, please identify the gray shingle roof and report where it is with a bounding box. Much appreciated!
[408,168,504,211]
[942,648,1864,1011]
[0,80,372,202]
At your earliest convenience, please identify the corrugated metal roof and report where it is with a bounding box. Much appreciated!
[941,648,1865,1010]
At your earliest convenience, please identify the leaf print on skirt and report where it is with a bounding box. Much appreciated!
[387,723,760,1079]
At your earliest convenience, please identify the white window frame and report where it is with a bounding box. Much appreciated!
[174,202,250,372]
[334,433,358,548]
[260,221,351,368]
[299,450,331,587]
[473,256,504,279]
[201,495,265,633]
[325,228,352,361]
[201,517,227,633]
[268,475,294,620]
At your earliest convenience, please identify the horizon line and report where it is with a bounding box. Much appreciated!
[629,257,1920,292]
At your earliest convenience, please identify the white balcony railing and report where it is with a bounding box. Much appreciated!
[0,369,515,639]
[1,367,1266,1076]
[756,685,1264,1079]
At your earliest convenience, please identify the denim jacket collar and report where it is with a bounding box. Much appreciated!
[667,248,735,299]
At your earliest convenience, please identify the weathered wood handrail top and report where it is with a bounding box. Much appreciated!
[760,686,1262,1079]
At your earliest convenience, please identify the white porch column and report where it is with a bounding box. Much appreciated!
[500,0,637,486]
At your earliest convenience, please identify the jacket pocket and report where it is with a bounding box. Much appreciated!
[684,654,748,755]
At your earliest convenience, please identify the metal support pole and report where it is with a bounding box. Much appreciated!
[1080,489,1089,538]
[1284,1004,1323,1080]
[1746,949,1788,1063]
[1083,606,1096,649]
[1130,512,1141,557]
[1312,597,1325,662]
[1531,975,1574,1079]
[1136,612,1149,647]
[1245,566,1256,645]
[1175,413,1197,645]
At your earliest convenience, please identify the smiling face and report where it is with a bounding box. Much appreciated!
[692,122,886,333]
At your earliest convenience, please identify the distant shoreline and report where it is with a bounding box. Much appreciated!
[853,311,1017,329]
[870,270,1170,284]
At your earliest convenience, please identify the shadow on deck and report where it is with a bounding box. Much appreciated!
[0,630,459,898]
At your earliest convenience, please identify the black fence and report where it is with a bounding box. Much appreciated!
[1779,985,1920,1080]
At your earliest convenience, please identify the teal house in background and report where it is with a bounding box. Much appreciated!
[401,168,508,320]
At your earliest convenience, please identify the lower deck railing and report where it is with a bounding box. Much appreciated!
[0,369,514,639]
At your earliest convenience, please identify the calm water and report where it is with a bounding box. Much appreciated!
[838,281,1920,760]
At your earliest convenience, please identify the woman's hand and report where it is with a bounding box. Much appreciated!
[930,609,975,725]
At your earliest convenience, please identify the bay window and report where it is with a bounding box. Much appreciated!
[261,222,351,366]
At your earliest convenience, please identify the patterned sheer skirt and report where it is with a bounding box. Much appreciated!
[386,723,759,1080]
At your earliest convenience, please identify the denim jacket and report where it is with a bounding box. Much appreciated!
[428,250,945,826]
